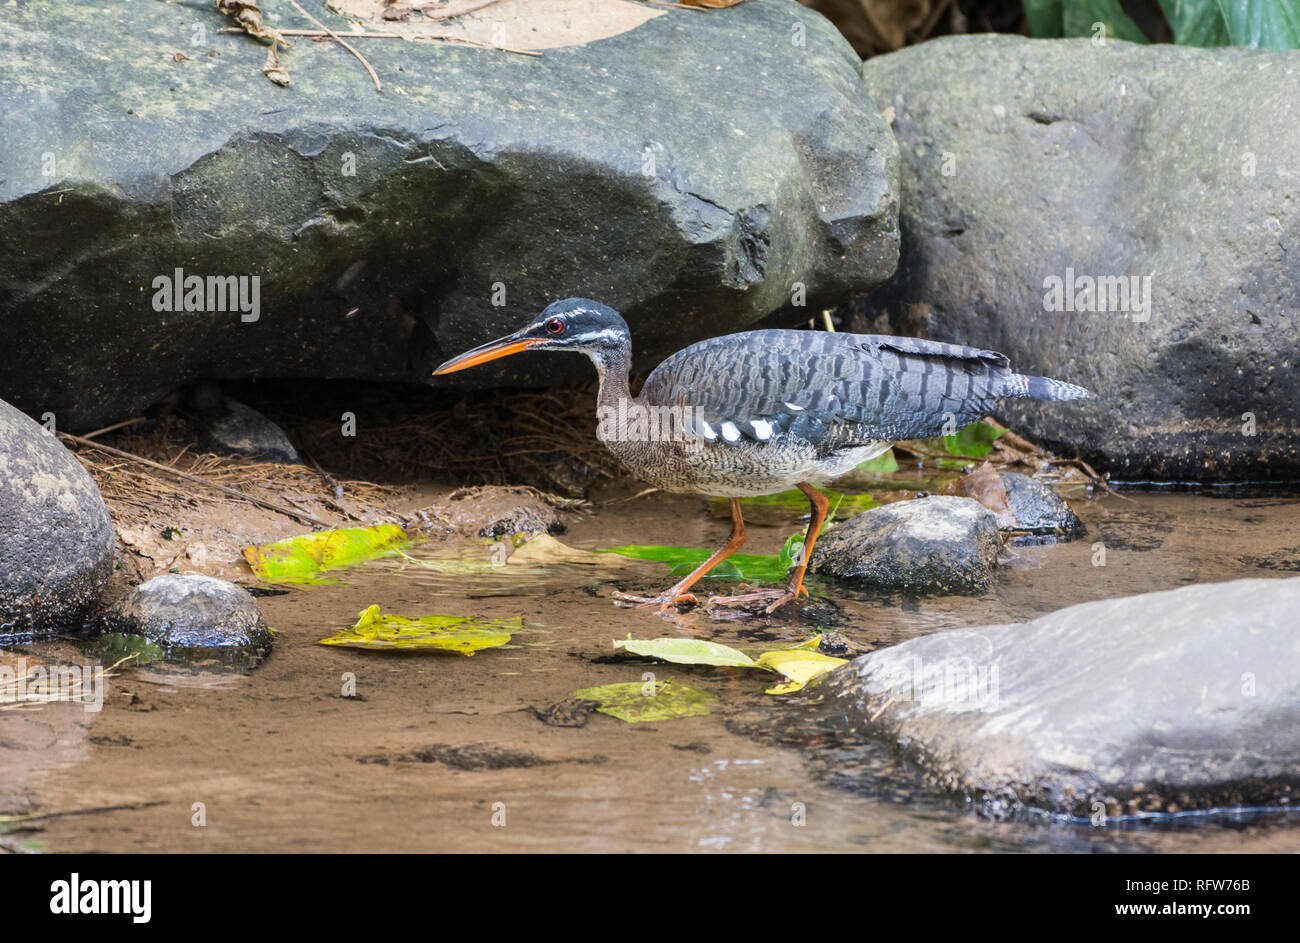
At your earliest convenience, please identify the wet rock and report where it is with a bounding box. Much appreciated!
[0,0,898,430]
[999,472,1083,536]
[821,578,1300,818]
[811,496,1000,594]
[0,398,116,638]
[857,36,1300,481]
[102,574,272,666]
[198,398,300,464]
[407,486,577,540]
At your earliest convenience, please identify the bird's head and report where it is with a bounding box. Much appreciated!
[432,298,630,376]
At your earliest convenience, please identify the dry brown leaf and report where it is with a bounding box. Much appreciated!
[216,0,292,47]
[262,45,292,85]
[940,460,1017,528]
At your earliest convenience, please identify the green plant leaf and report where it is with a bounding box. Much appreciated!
[600,545,791,583]
[711,488,878,517]
[319,605,517,654]
[86,633,166,666]
[1158,0,1231,44]
[946,420,1008,458]
[1023,0,1064,37]
[572,680,718,722]
[614,637,756,667]
[857,449,899,474]
[1062,0,1150,41]
[244,525,409,582]
[1215,0,1300,48]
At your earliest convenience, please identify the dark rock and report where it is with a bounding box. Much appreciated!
[199,399,300,463]
[999,471,1082,536]
[811,496,1000,594]
[102,574,272,665]
[857,36,1300,481]
[0,0,898,430]
[0,398,115,638]
[821,578,1300,819]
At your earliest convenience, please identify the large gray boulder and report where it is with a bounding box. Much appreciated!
[858,36,1300,481]
[0,0,898,430]
[0,399,116,636]
[822,578,1300,819]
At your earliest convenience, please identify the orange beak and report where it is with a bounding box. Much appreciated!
[432,336,544,375]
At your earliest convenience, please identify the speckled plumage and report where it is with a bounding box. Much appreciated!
[598,327,1085,497]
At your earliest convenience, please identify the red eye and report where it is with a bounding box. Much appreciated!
[546,318,564,334]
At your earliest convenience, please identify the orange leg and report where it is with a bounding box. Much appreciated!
[614,498,747,615]
[707,482,829,614]
[782,482,829,605]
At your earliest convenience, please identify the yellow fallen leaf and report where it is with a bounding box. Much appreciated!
[243,525,408,582]
[755,649,847,694]
[319,605,517,655]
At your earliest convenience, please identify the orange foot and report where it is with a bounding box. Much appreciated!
[612,589,700,615]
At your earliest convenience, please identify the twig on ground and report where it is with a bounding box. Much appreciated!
[59,433,329,528]
[285,0,383,91]
[219,26,542,56]
[78,417,146,441]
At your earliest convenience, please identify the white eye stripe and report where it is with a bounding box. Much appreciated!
[566,328,621,344]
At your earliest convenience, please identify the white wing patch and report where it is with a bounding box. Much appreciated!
[701,421,717,441]
[748,419,774,440]
[720,421,741,443]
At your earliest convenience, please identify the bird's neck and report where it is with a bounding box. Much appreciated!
[590,345,636,413]
[589,345,648,464]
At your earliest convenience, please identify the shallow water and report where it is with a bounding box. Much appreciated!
[4,488,1299,852]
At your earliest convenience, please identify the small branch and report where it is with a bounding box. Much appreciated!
[0,801,168,825]
[77,416,147,441]
[219,26,542,56]
[59,433,329,529]
[285,0,382,91]
[408,0,505,20]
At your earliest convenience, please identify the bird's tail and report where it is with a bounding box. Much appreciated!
[1006,373,1090,401]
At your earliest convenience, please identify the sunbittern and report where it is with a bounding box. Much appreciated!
[434,299,1088,614]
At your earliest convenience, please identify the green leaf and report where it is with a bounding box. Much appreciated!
[243,525,409,582]
[857,449,899,474]
[319,605,517,655]
[86,633,166,666]
[1215,0,1300,49]
[614,637,756,667]
[1159,0,1231,45]
[572,680,718,723]
[1062,0,1150,42]
[600,545,791,583]
[942,420,1008,460]
[1023,0,1064,37]
[712,488,879,517]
